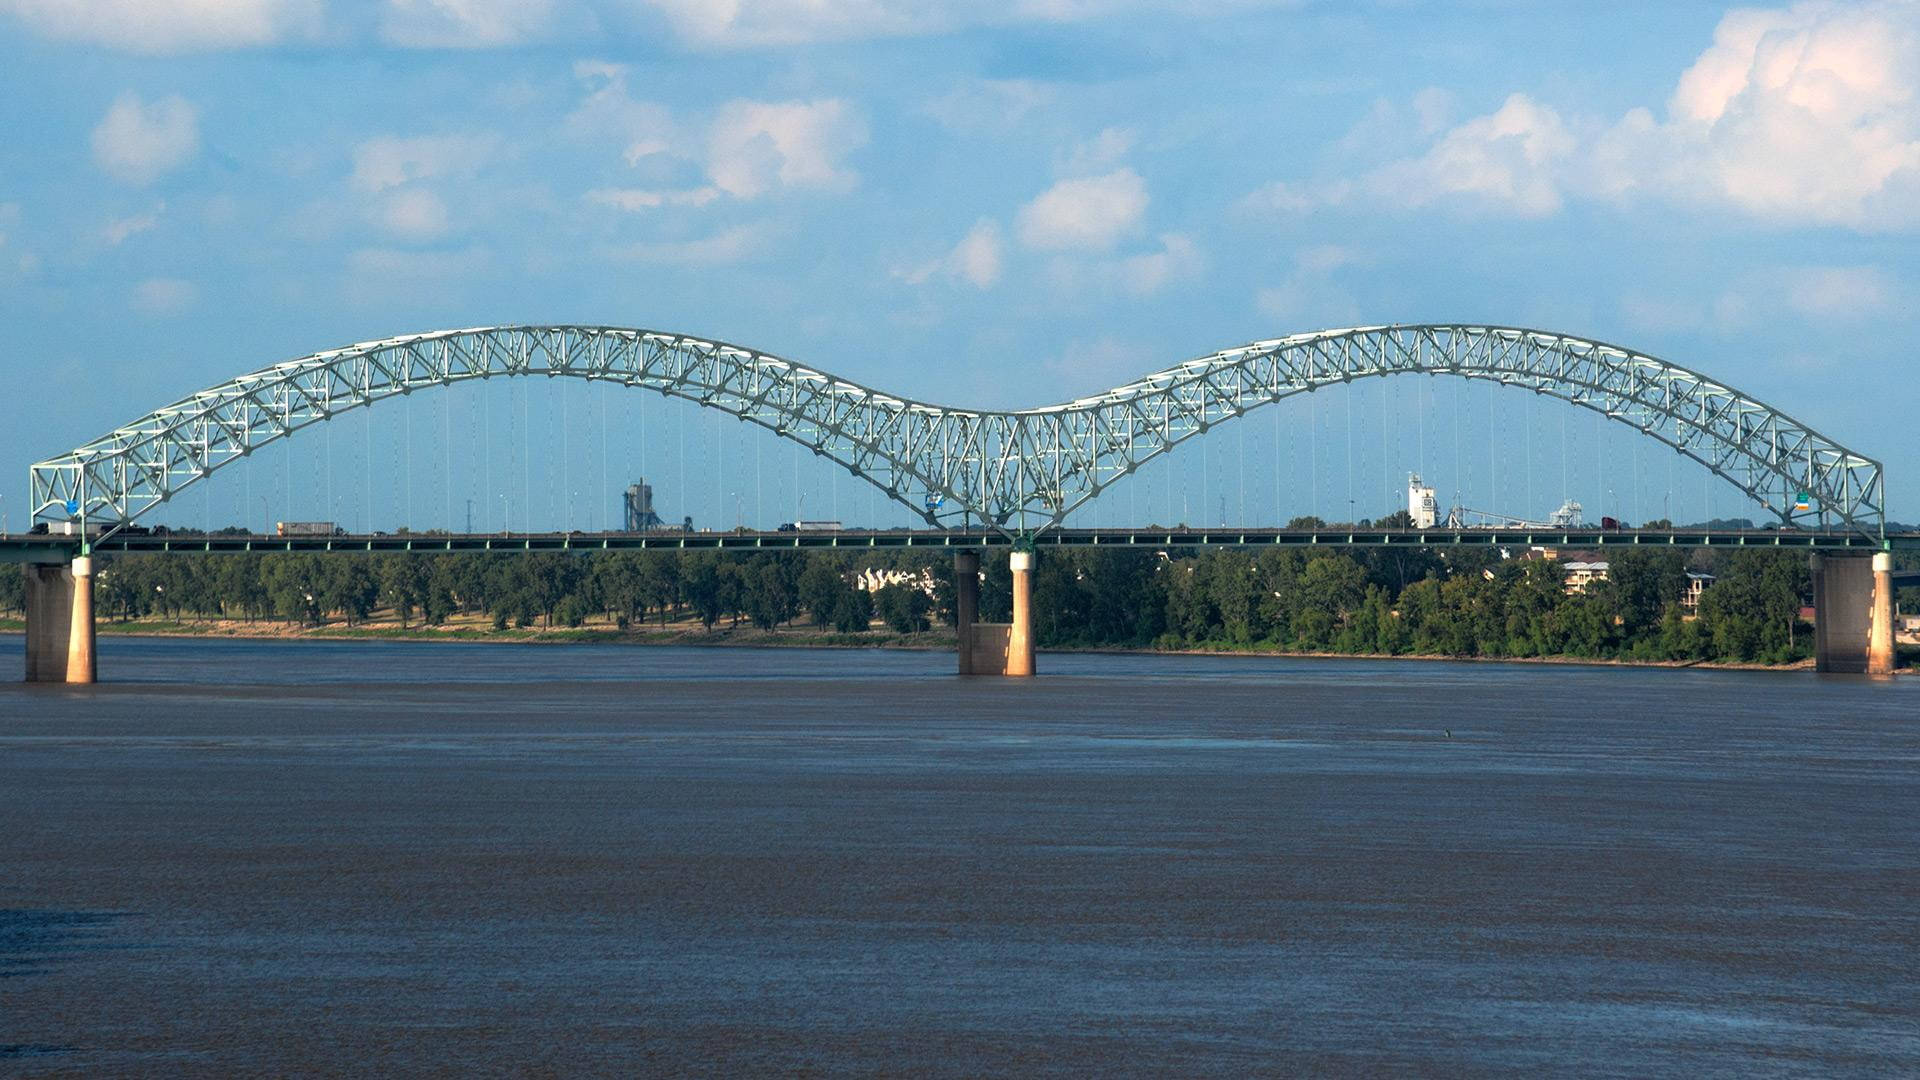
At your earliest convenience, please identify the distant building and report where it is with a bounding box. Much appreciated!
[623,480,665,532]
[1407,473,1438,529]
[1563,559,1608,594]
[1683,571,1715,610]
[856,566,935,596]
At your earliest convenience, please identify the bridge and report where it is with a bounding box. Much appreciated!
[12,323,1908,681]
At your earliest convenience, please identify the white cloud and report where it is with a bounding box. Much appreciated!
[949,218,1004,288]
[632,0,1302,49]
[0,0,321,52]
[1254,2,1920,231]
[706,99,866,198]
[586,186,724,211]
[91,93,199,186]
[376,188,450,239]
[568,70,863,204]
[1782,265,1895,319]
[102,203,163,245]
[1367,93,1575,217]
[1621,264,1898,335]
[634,0,973,48]
[1116,232,1200,295]
[1060,127,1134,175]
[132,277,197,315]
[606,224,767,265]
[380,0,555,47]
[566,62,677,165]
[1237,180,1321,216]
[924,78,1056,133]
[1256,245,1362,326]
[1591,0,1920,229]
[900,218,1003,289]
[350,133,501,192]
[1047,334,1155,388]
[1016,168,1147,252]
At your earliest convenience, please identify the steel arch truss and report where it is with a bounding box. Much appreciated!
[29,323,1886,540]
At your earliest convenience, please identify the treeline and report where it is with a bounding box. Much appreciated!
[0,550,944,636]
[1,541,1894,665]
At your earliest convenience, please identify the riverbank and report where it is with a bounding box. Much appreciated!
[6,614,1907,672]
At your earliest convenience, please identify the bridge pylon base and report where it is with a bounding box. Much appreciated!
[1811,553,1895,675]
[953,549,1036,677]
[24,557,95,684]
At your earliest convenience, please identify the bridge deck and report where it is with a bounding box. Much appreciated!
[0,527,1906,562]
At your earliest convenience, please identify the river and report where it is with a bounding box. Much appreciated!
[2,637,1916,1075]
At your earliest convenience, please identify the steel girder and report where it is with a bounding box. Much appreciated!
[28,323,1886,539]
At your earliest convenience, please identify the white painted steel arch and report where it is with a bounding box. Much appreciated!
[29,324,1887,537]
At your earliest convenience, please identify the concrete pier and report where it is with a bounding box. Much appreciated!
[1811,552,1896,675]
[1007,550,1035,677]
[1869,552,1895,676]
[953,549,1034,677]
[24,557,95,684]
[955,551,979,675]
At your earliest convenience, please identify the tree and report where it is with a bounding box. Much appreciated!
[1597,550,1686,638]
[747,560,796,630]
[1299,555,1366,641]
[377,555,424,628]
[1696,551,1807,662]
[1202,551,1260,645]
[799,559,848,627]
[874,583,932,633]
[831,587,873,633]
[682,555,727,631]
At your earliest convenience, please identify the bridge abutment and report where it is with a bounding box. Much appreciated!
[1810,552,1895,675]
[24,557,95,684]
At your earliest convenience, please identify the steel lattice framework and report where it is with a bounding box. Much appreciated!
[29,323,1887,539]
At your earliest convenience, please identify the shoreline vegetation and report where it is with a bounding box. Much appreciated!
[2,532,1913,673]
[0,612,1909,674]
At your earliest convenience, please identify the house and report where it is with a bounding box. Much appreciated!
[1563,559,1608,594]
[855,566,934,595]
[1684,571,1715,610]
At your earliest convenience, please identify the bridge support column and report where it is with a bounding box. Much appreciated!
[1870,552,1895,676]
[954,550,1034,677]
[1810,553,1893,675]
[24,557,95,684]
[1007,550,1036,677]
[955,550,979,675]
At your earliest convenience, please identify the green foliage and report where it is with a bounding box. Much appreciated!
[60,543,1829,665]
[831,587,873,633]
[873,582,932,633]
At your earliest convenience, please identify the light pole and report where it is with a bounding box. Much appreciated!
[257,495,270,536]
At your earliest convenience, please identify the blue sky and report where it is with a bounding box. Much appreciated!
[1,0,1916,533]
